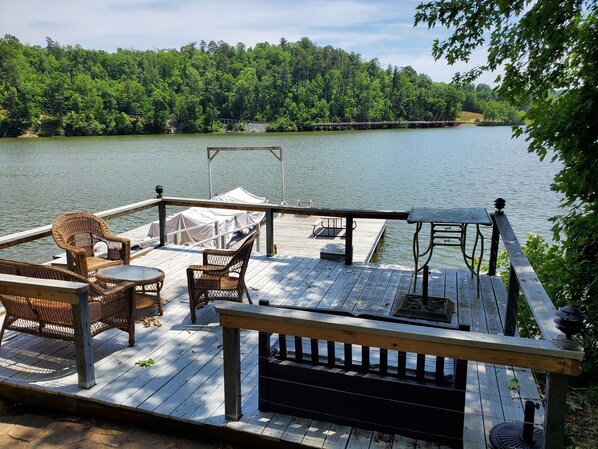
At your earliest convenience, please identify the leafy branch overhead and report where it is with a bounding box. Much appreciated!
[416,0,598,377]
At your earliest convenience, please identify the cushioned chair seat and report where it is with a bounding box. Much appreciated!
[187,231,258,323]
[193,274,240,292]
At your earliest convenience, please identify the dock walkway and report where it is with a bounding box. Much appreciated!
[0,246,540,448]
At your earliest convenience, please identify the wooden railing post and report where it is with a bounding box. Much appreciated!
[222,325,242,420]
[345,214,354,265]
[488,213,500,275]
[543,372,569,449]
[258,300,271,412]
[266,209,275,257]
[156,186,167,247]
[72,287,96,389]
[504,264,520,336]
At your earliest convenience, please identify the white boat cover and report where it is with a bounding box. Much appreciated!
[147,187,266,246]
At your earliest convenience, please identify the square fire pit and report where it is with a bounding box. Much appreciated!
[393,293,454,323]
[393,265,454,323]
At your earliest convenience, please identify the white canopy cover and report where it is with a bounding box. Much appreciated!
[147,187,266,246]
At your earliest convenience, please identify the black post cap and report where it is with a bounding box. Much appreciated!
[554,305,586,339]
[494,198,506,214]
[155,185,164,198]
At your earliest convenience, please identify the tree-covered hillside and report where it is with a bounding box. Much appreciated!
[0,35,520,136]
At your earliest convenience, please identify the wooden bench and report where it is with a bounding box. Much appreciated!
[257,302,469,448]
[217,301,583,449]
[0,258,136,388]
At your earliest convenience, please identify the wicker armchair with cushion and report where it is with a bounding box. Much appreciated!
[187,230,258,323]
[52,211,131,281]
[0,258,136,346]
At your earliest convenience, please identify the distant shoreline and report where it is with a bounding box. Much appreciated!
[2,122,514,139]
[8,120,516,139]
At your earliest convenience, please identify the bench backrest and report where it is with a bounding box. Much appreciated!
[260,303,468,385]
[0,258,97,291]
[257,302,469,448]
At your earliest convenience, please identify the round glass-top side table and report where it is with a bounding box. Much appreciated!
[97,265,165,315]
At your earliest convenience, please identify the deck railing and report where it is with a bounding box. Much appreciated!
[0,195,574,343]
[216,302,582,449]
[0,194,585,448]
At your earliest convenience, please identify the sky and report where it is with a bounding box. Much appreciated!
[0,0,497,85]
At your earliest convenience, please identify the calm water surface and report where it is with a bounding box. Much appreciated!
[0,126,562,265]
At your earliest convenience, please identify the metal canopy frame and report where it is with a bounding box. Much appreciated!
[206,146,286,204]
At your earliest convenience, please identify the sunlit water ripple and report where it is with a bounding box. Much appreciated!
[0,126,562,266]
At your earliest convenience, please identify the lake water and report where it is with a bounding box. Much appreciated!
[0,126,562,265]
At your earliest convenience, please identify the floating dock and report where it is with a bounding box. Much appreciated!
[256,215,386,263]
[119,215,387,264]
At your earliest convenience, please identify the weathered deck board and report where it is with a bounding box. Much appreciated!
[256,215,386,263]
[0,245,540,448]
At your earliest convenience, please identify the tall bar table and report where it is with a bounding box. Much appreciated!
[407,207,492,296]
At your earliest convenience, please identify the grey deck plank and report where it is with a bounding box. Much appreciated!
[271,257,324,306]
[322,423,352,449]
[340,265,374,312]
[295,261,345,308]
[301,420,333,448]
[282,416,313,444]
[346,428,373,449]
[261,413,295,441]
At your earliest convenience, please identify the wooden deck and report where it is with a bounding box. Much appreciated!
[0,245,542,448]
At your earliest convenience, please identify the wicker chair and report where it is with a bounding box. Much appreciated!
[0,258,136,346]
[187,230,258,323]
[52,211,131,281]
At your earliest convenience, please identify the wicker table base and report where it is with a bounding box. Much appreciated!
[97,265,165,315]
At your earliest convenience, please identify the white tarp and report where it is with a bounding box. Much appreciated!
[147,187,266,247]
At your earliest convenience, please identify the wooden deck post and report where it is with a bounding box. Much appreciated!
[504,264,519,337]
[155,186,167,247]
[222,326,242,420]
[345,215,354,265]
[488,213,500,276]
[266,209,275,257]
[72,288,96,389]
[257,300,271,412]
[158,201,166,247]
[543,372,569,449]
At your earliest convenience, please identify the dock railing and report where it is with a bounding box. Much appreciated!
[0,194,585,448]
[159,196,410,264]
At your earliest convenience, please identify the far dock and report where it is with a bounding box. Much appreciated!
[256,215,386,263]
[123,215,387,264]
[298,120,463,131]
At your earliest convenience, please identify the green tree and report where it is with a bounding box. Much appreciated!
[1,36,518,136]
[415,0,598,376]
[0,35,39,135]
